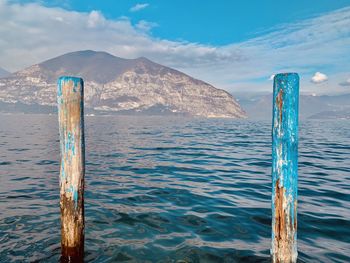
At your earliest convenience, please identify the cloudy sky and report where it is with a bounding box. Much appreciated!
[1,0,350,94]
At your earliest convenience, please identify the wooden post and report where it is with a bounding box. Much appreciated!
[271,73,299,263]
[57,76,85,261]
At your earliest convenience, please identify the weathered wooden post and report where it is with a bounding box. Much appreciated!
[271,73,299,263]
[57,76,85,261]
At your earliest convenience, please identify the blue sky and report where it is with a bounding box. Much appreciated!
[13,0,350,45]
[1,0,350,94]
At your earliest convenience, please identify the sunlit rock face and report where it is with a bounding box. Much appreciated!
[0,50,246,118]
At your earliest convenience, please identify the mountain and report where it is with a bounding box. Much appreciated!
[0,50,245,118]
[0,67,10,78]
[308,108,350,120]
[237,92,350,120]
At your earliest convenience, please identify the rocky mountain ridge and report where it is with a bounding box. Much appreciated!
[0,50,246,118]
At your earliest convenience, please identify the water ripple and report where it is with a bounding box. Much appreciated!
[0,114,349,262]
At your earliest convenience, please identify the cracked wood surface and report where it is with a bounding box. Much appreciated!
[58,76,85,261]
[271,73,299,263]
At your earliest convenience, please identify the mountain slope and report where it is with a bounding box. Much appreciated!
[0,50,245,118]
[0,67,10,78]
[237,93,350,120]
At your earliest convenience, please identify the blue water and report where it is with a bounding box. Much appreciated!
[0,114,349,262]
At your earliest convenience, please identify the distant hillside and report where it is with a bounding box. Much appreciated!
[0,67,10,78]
[237,93,350,120]
[0,50,246,118]
[308,108,350,120]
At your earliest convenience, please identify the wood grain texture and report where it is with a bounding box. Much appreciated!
[271,73,299,263]
[57,76,85,261]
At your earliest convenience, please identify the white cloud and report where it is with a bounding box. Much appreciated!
[311,72,328,83]
[0,0,349,94]
[339,78,350,86]
[130,3,149,12]
[87,10,106,28]
[54,16,63,22]
[135,20,157,32]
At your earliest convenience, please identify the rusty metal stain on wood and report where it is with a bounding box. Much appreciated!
[57,76,85,261]
[276,89,283,123]
[271,73,299,263]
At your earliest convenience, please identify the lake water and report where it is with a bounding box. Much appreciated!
[0,114,349,262]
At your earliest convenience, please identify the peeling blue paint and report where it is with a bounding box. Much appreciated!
[271,73,299,262]
[61,162,66,179]
[66,185,79,209]
[57,76,84,215]
[57,76,83,100]
[57,79,63,105]
[65,132,75,156]
[73,188,78,209]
